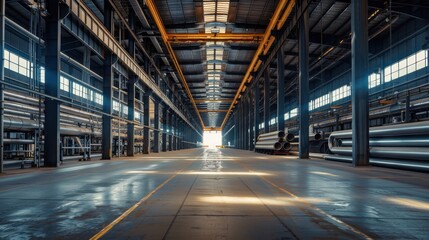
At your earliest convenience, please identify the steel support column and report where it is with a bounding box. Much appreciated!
[242,99,246,149]
[351,0,369,166]
[277,46,285,131]
[237,108,240,149]
[298,0,309,159]
[249,93,255,150]
[162,105,167,152]
[253,83,260,149]
[0,0,4,173]
[234,113,238,148]
[44,1,64,166]
[127,10,136,157]
[176,115,179,150]
[153,100,160,153]
[102,1,113,160]
[244,96,249,150]
[264,69,270,133]
[177,119,181,150]
[240,105,244,149]
[143,94,150,154]
[127,76,135,157]
[168,110,173,151]
[172,114,177,151]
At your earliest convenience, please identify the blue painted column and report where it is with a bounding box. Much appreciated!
[0,0,4,172]
[44,1,68,166]
[299,0,310,159]
[264,69,270,133]
[102,1,113,160]
[351,0,369,166]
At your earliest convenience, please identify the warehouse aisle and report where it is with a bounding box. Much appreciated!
[0,148,428,239]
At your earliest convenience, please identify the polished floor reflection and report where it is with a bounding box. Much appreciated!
[0,148,428,239]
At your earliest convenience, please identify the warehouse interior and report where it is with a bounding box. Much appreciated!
[1,0,429,239]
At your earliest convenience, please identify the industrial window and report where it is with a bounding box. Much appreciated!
[89,90,94,103]
[40,67,45,83]
[122,105,128,116]
[290,108,298,118]
[368,73,381,89]
[332,85,350,102]
[284,112,290,120]
[270,117,276,125]
[208,81,220,87]
[135,111,140,120]
[3,49,9,69]
[7,50,20,74]
[72,82,86,98]
[113,100,120,112]
[309,100,314,111]
[4,49,31,78]
[95,92,103,105]
[203,1,229,24]
[314,93,330,109]
[384,50,428,82]
[60,76,70,91]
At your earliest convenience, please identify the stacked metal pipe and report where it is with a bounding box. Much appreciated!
[328,121,429,161]
[255,131,295,151]
[289,132,328,153]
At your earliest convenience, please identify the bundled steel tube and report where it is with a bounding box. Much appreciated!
[329,121,429,148]
[258,131,286,140]
[285,133,295,142]
[327,121,429,164]
[258,136,286,142]
[3,116,39,130]
[294,133,322,141]
[325,155,429,173]
[255,142,282,150]
[3,139,35,144]
[330,147,429,161]
[339,137,429,147]
[255,130,296,152]
[282,142,291,151]
[2,117,100,136]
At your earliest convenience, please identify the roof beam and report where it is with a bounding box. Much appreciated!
[183,71,244,76]
[167,33,264,42]
[171,44,258,51]
[220,0,297,129]
[180,60,251,65]
[146,0,205,129]
[195,99,234,103]
[199,109,229,113]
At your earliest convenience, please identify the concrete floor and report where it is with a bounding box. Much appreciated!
[0,148,428,239]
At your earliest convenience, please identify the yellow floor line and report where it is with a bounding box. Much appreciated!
[90,152,206,240]
[89,173,178,240]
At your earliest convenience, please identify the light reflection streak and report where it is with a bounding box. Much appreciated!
[385,197,429,211]
[125,171,271,176]
[126,171,159,174]
[180,171,271,176]
[310,171,338,177]
[199,196,329,206]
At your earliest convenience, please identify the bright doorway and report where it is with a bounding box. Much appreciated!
[203,131,222,148]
